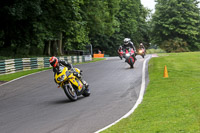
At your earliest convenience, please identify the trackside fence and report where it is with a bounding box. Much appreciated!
[0,55,92,75]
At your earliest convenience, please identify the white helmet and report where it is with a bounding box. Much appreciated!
[124,38,130,45]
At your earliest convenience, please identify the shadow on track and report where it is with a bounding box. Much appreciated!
[48,96,86,105]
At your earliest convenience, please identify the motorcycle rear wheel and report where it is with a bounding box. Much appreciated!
[82,87,90,97]
[63,84,77,101]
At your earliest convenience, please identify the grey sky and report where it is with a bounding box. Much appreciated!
[141,0,200,13]
[141,0,156,12]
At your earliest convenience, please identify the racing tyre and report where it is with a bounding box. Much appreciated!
[142,55,144,58]
[129,58,134,68]
[63,84,77,101]
[82,87,90,97]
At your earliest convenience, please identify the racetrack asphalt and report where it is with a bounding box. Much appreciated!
[0,55,151,133]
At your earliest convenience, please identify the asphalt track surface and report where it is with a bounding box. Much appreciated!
[0,55,151,133]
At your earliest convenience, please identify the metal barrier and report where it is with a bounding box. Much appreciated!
[0,55,92,75]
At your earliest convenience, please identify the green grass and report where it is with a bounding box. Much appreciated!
[0,58,106,81]
[75,57,106,65]
[147,48,166,54]
[102,52,200,133]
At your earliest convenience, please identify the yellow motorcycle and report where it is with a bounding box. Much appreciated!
[54,66,90,101]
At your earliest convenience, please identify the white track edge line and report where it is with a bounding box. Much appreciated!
[94,55,151,133]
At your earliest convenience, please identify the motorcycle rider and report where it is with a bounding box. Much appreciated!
[118,45,124,59]
[118,45,123,52]
[122,38,137,61]
[49,56,88,87]
[49,56,72,74]
[139,42,146,51]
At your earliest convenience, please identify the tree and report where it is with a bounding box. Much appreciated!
[0,0,43,56]
[117,0,140,42]
[41,0,89,56]
[114,0,151,48]
[151,0,200,52]
[0,0,151,57]
[80,0,121,55]
[136,5,152,48]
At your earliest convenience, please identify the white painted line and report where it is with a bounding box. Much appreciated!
[95,55,151,133]
[152,54,158,57]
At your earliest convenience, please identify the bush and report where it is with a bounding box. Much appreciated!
[160,37,190,52]
[147,48,166,54]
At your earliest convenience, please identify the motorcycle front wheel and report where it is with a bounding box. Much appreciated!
[142,54,144,58]
[63,84,77,101]
[129,58,134,68]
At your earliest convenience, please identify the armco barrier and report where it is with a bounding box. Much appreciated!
[0,55,92,75]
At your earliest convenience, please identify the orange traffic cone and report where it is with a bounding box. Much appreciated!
[163,65,168,78]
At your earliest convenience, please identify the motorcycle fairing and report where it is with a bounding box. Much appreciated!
[54,66,83,92]
[68,77,83,92]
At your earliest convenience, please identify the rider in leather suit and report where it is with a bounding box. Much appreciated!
[49,56,88,87]
[122,38,137,61]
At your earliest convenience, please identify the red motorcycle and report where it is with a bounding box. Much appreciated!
[138,48,145,58]
[118,49,124,60]
[118,46,124,60]
[125,48,136,68]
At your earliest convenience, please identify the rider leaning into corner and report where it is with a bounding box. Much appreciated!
[122,38,137,61]
[49,56,89,88]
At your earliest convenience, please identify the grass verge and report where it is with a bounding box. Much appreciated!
[0,58,105,82]
[147,48,166,54]
[102,52,200,133]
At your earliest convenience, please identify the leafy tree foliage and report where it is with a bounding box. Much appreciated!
[0,0,43,56]
[108,0,151,54]
[0,0,150,57]
[151,0,200,52]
